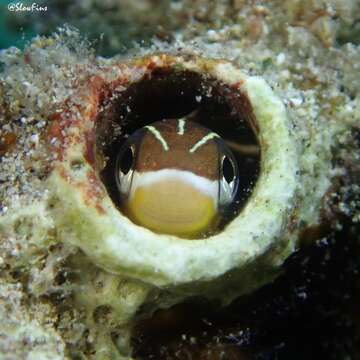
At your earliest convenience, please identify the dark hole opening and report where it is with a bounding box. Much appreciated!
[96,68,260,231]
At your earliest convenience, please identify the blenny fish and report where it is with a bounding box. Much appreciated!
[116,117,239,238]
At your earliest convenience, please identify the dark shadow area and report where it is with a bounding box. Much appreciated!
[132,218,360,359]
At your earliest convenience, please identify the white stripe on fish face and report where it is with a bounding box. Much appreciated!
[125,168,219,202]
[177,118,186,135]
[144,125,169,151]
[189,132,220,153]
[145,118,221,155]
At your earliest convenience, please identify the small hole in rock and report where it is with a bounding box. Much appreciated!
[96,67,261,237]
[70,159,85,170]
[93,305,113,324]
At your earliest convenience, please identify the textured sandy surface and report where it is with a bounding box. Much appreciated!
[0,1,359,359]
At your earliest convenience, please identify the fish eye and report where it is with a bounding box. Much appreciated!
[218,148,240,209]
[118,145,134,175]
[222,155,236,184]
[115,143,136,198]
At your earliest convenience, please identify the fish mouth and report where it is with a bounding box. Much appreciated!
[125,179,218,237]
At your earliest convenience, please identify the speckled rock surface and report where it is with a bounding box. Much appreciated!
[0,1,359,359]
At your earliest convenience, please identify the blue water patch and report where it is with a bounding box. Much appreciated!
[0,0,37,49]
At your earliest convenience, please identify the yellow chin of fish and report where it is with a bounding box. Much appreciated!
[125,180,218,238]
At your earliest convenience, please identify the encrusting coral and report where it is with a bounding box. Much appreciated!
[0,0,359,358]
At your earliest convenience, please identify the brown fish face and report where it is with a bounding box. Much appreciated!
[116,118,239,238]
